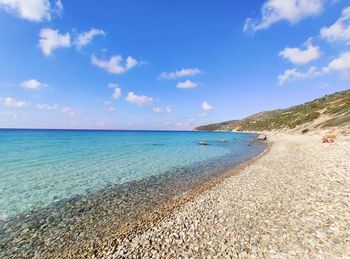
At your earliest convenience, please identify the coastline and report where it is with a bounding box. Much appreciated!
[102,133,350,258]
[0,134,266,258]
[51,140,270,258]
[83,141,271,258]
[2,132,349,258]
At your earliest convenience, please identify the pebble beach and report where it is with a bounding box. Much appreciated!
[103,134,350,258]
[1,0,349,257]
[1,133,349,258]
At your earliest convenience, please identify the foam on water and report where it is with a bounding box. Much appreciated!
[0,129,263,220]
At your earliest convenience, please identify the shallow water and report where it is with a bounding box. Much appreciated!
[0,130,266,257]
[0,129,263,220]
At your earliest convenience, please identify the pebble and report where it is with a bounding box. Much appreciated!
[104,135,350,258]
[1,134,349,258]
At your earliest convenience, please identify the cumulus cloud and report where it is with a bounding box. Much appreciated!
[20,79,46,90]
[91,54,139,74]
[323,52,350,74]
[61,106,79,116]
[278,67,322,84]
[244,0,324,32]
[159,68,201,80]
[176,80,198,89]
[39,28,70,56]
[279,41,320,65]
[1,97,29,107]
[36,103,58,110]
[202,101,213,111]
[38,27,105,56]
[0,0,63,22]
[153,106,171,113]
[75,28,105,49]
[107,83,122,100]
[126,92,153,106]
[278,51,350,84]
[320,6,350,44]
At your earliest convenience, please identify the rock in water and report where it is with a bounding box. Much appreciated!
[257,134,267,141]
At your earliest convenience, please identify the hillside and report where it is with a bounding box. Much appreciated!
[195,89,350,134]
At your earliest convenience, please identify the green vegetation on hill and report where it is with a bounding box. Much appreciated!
[195,89,350,132]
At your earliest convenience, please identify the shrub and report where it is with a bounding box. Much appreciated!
[301,128,309,134]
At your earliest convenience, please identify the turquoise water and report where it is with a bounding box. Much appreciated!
[0,129,263,220]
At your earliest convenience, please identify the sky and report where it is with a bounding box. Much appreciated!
[0,0,349,130]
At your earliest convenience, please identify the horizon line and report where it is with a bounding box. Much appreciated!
[0,127,196,132]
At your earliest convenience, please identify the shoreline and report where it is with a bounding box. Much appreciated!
[103,134,350,258]
[87,141,272,258]
[0,135,267,258]
[58,141,270,258]
[3,132,348,258]
[55,142,270,258]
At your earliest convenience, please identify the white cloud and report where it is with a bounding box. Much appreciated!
[75,28,105,49]
[176,80,198,89]
[112,87,121,100]
[159,68,201,79]
[39,27,105,56]
[244,0,324,32]
[39,28,70,56]
[0,0,56,22]
[91,54,139,74]
[279,41,320,65]
[323,52,350,74]
[36,103,58,110]
[320,6,350,44]
[1,97,29,108]
[153,106,171,113]
[61,106,79,116]
[278,66,322,84]
[126,92,153,106]
[20,79,46,90]
[107,83,122,100]
[202,101,213,111]
[278,51,350,84]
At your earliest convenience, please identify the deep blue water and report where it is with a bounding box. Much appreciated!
[0,129,263,220]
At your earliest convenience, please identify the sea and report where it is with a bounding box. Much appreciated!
[0,129,265,257]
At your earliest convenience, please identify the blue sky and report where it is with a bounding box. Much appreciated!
[0,0,349,130]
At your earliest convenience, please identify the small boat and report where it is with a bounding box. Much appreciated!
[198,141,208,145]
